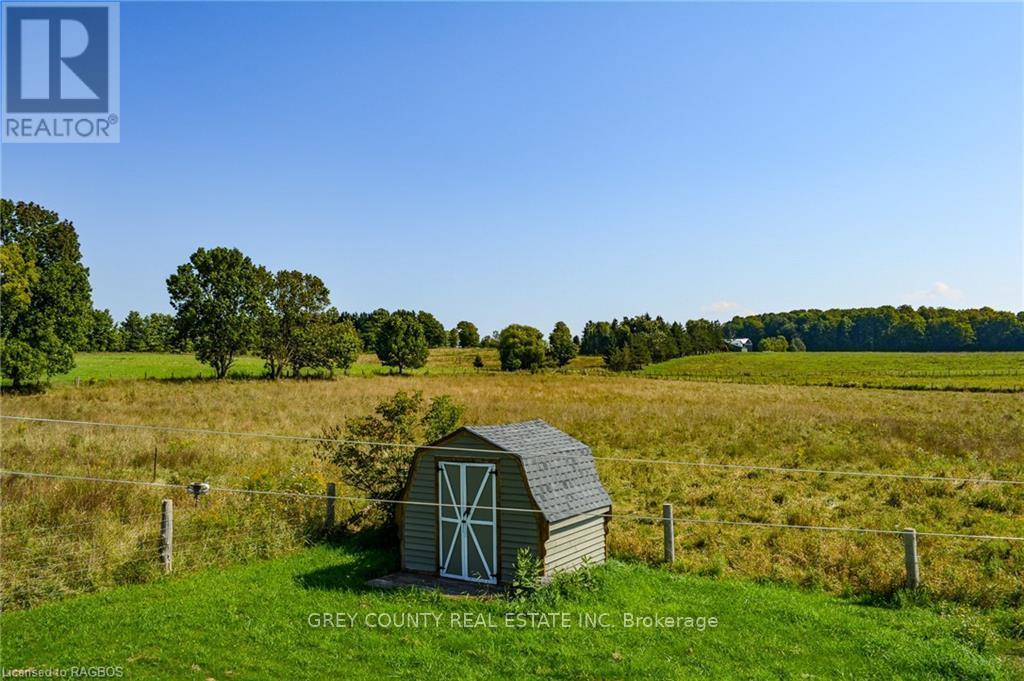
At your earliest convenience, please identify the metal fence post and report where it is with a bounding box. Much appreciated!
[663,503,675,563]
[902,528,919,588]
[160,498,173,574]
[326,482,336,528]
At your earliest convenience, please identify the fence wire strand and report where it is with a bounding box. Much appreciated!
[2,468,1021,542]
[3,414,1022,486]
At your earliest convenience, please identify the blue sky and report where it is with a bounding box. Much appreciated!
[2,1,1021,335]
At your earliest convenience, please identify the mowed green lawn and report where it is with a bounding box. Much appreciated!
[643,351,1024,391]
[1,543,1013,680]
[47,349,505,384]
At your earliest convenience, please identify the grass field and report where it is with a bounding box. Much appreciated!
[1,541,1016,680]
[34,350,1024,392]
[44,348,508,384]
[2,358,1021,610]
[643,352,1024,391]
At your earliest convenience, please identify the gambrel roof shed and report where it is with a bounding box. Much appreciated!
[462,420,611,522]
[397,420,612,586]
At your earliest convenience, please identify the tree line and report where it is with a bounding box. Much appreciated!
[163,246,484,378]
[4,199,1024,387]
[78,309,185,353]
[722,307,1024,352]
[579,315,724,370]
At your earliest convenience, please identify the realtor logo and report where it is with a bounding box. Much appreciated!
[3,1,120,142]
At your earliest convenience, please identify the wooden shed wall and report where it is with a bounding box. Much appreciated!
[543,509,609,574]
[401,432,540,582]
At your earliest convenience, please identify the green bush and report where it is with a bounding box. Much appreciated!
[511,547,543,600]
[757,336,789,352]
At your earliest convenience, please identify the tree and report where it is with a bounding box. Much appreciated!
[120,311,148,352]
[321,320,362,375]
[480,331,500,349]
[82,309,119,351]
[259,270,333,377]
[685,318,723,354]
[757,335,788,352]
[447,328,459,348]
[315,391,463,523]
[145,313,178,352]
[548,321,578,367]
[1,200,93,387]
[357,308,391,350]
[788,336,807,352]
[580,321,614,356]
[498,324,547,371]
[375,309,428,374]
[1,244,37,333]
[456,321,480,348]
[288,317,362,377]
[925,318,975,352]
[167,247,269,379]
[416,311,447,348]
[606,344,637,371]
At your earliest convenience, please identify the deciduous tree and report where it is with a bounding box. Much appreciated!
[548,321,578,367]
[1,200,92,387]
[498,324,547,371]
[416,311,447,348]
[375,310,428,374]
[167,247,270,379]
[456,320,480,348]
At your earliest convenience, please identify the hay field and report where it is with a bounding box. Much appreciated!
[2,367,1021,609]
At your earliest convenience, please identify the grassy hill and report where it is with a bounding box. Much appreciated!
[1,542,1015,680]
[643,351,1024,391]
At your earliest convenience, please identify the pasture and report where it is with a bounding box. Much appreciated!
[644,351,1024,391]
[46,348,507,383]
[2,543,1014,680]
[39,350,1024,392]
[2,354,1022,615]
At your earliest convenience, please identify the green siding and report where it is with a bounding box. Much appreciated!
[401,432,540,583]
[543,509,608,574]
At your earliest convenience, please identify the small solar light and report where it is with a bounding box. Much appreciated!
[187,481,210,504]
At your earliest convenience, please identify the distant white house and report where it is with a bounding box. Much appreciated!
[725,338,753,352]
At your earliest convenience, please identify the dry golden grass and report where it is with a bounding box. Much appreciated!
[2,372,1022,608]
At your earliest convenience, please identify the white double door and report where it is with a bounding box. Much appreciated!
[438,461,497,584]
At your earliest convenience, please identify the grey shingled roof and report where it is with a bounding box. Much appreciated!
[463,419,611,523]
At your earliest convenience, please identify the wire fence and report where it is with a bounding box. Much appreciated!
[2,469,1022,542]
[3,415,1021,486]
[2,414,1022,609]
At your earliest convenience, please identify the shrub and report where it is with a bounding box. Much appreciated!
[757,336,789,352]
[314,391,463,523]
[511,547,543,600]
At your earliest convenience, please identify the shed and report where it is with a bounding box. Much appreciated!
[397,419,612,585]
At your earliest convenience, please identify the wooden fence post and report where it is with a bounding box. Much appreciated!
[902,528,919,588]
[326,482,336,528]
[663,503,675,563]
[160,498,173,574]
